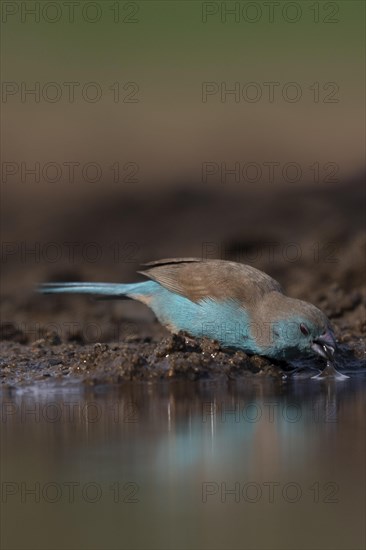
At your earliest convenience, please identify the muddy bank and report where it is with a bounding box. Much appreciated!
[0,312,364,387]
[0,331,280,386]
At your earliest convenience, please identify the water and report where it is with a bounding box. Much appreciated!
[311,360,350,380]
[310,345,350,380]
[1,374,366,550]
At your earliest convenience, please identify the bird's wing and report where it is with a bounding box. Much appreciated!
[139,258,283,304]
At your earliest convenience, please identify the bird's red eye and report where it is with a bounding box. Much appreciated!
[300,323,309,336]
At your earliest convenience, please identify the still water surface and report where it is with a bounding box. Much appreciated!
[1,374,365,550]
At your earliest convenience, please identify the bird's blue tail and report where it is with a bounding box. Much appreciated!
[38,281,151,299]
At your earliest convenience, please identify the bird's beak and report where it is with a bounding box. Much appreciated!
[311,329,337,361]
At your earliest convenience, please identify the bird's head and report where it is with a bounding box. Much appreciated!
[254,292,336,361]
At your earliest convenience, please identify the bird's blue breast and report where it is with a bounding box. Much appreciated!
[138,281,260,352]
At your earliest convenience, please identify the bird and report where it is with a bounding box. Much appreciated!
[39,258,336,362]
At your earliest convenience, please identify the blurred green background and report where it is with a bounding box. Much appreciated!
[2,0,364,192]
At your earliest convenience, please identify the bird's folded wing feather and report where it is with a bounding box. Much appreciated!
[139,258,282,303]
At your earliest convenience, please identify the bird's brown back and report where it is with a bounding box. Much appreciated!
[140,258,283,305]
